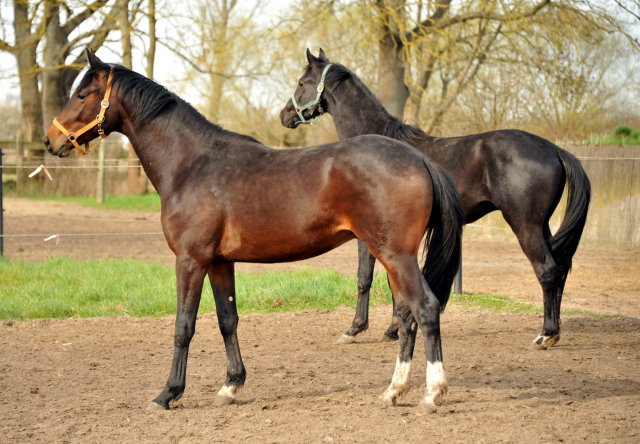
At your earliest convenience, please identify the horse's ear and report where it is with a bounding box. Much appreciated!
[86,49,103,68]
[306,48,319,66]
[318,48,330,63]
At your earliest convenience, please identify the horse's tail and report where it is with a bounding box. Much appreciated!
[548,149,591,270]
[421,157,464,312]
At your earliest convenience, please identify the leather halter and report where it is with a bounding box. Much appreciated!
[291,64,332,125]
[52,70,115,155]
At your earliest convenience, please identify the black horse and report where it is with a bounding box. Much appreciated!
[44,50,464,414]
[280,49,591,350]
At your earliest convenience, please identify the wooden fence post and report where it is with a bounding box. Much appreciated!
[16,130,24,196]
[96,140,107,203]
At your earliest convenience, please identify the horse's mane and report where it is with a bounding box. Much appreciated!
[76,61,261,145]
[306,63,429,144]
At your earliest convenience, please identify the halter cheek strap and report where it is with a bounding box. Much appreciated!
[291,64,332,125]
[52,70,115,156]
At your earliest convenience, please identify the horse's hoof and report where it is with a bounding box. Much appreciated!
[378,391,397,407]
[337,334,357,344]
[380,332,399,342]
[416,399,437,415]
[213,395,236,407]
[146,401,169,412]
[532,334,560,350]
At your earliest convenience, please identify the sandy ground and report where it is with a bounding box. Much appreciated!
[1,198,639,443]
[0,309,639,443]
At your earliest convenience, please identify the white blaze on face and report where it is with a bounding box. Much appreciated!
[425,360,448,405]
[217,384,240,398]
[69,67,90,98]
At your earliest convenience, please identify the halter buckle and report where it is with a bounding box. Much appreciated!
[68,132,77,142]
[317,83,324,92]
[101,99,110,108]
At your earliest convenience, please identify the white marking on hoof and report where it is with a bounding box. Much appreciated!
[146,401,168,412]
[425,361,448,406]
[378,390,398,406]
[217,384,240,399]
[380,357,412,406]
[532,334,560,350]
[417,399,438,415]
[337,334,357,344]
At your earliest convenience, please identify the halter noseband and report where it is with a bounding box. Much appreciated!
[52,70,115,156]
[291,64,332,125]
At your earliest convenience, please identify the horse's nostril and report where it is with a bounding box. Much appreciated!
[44,137,50,149]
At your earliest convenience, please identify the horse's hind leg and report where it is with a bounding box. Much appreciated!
[208,262,246,405]
[378,257,447,414]
[338,240,376,344]
[148,256,209,411]
[511,221,564,349]
[378,303,418,405]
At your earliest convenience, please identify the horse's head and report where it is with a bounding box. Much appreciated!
[44,49,123,157]
[279,48,332,128]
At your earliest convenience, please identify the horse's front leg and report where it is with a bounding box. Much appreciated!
[147,255,208,411]
[339,240,376,344]
[208,262,246,406]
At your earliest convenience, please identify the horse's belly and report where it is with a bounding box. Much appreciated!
[220,228,355,263]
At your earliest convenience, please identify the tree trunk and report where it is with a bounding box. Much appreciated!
[146,0,156,79]
[404,48,436,125]
[378,32,409,119]
[13,1,43,142]
[117,0,133,69]
[42,2,68,130]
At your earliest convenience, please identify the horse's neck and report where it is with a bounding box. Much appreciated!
[327,80,391,140]
[119,111,215,197]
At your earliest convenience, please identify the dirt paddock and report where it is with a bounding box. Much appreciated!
[1,198,639,443]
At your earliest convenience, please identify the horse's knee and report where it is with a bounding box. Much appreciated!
[218,314,238,337]
[174,323,196,348]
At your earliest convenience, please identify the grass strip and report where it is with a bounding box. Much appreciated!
[0,257,390,320]
[4,193,161,212]
[450,292,617,318]
[0,257,609,321]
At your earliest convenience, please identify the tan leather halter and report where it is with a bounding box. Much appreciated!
[52,70,115,155]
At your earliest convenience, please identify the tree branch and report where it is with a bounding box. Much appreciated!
[63,0,110,35]
[407,0,551,42]
[0,38,14,53]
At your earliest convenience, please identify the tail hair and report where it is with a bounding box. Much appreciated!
[420,157,464,312]
[548,149,591,270]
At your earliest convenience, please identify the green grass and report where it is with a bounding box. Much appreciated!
[10,193,161,212]
[0,257,609,321]
[0,257,391,320]
[585,132,640,146]
[449,292,612,318]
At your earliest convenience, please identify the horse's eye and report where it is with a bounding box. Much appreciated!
[77,94,86,100]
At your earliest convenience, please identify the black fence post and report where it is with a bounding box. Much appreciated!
[453,245,462,294]
[0,147,4,256]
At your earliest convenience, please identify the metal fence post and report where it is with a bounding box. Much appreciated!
[96,140,107,203]
[1,147,4,256]
[453,245,462,294]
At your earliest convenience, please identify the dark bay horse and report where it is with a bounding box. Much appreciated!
[280,49,591,350]
[44,50,464,414]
